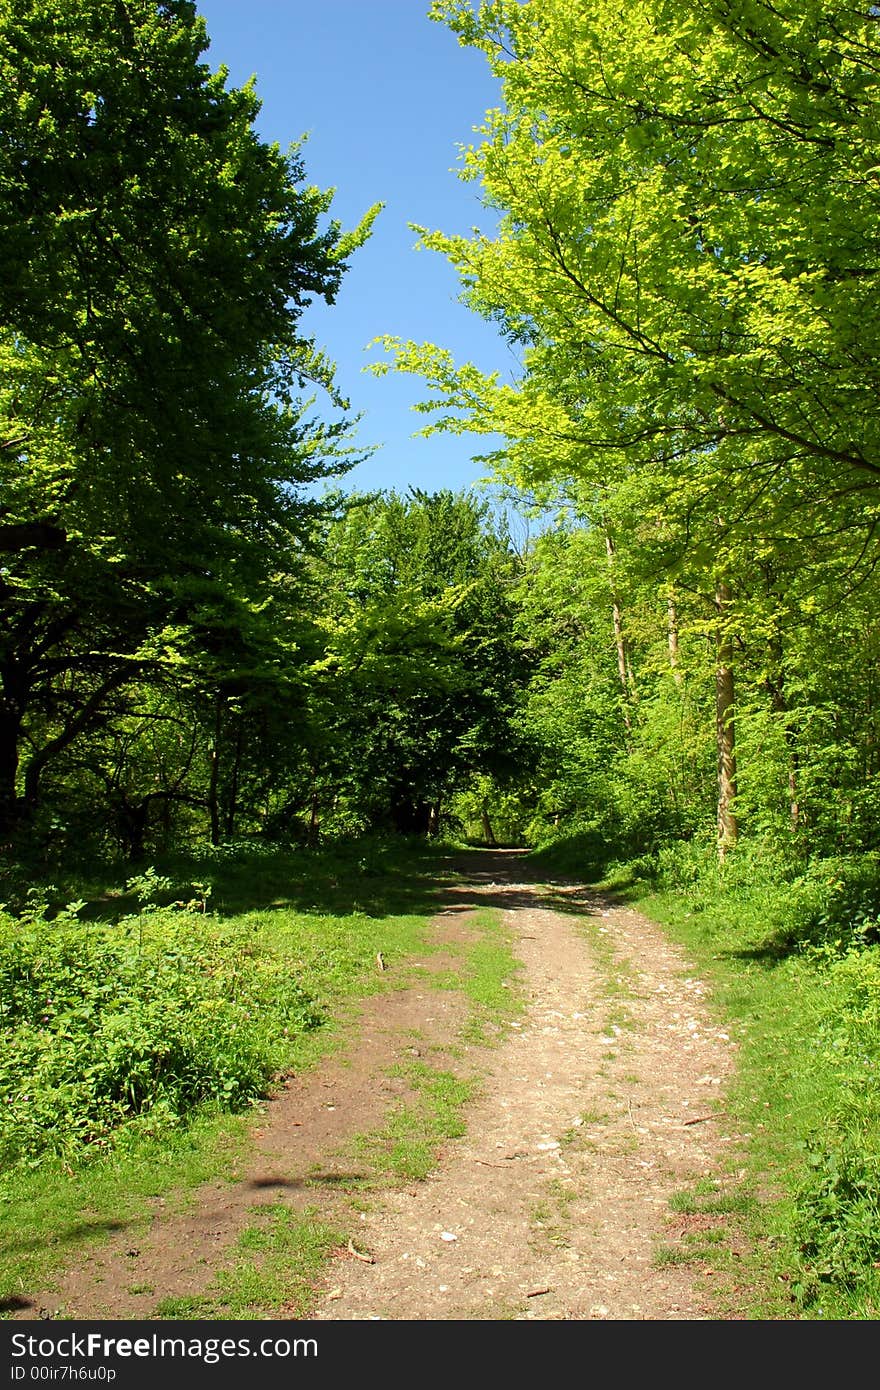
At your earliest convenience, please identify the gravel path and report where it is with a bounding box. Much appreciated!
[16,850,739,1322]
[311,852,737,1320]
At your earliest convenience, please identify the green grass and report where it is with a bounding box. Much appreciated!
[0,838,458,1315]
[343,902,524,1183]
[353,1063,476,1182]
[652,1243,704,1269]
[668,1180,756,1217]
[0,1110,254,1316]
[202,899,525,1309]
[623,866,880,1320]
[526,835,880,1319]
[457,907,524,1043]
[0,841,529,1320]
[153,1205,343,1320]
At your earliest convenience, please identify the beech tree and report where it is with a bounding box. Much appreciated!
[373,0,880,858]
[410,1,880,533]
[0,0,378,833]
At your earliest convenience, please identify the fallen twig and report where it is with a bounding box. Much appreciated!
[527,1287,551,1298]
[347,1239,375,1264]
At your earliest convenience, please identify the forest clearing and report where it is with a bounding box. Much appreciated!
[3,0,880,1328]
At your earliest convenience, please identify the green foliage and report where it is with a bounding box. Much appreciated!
[794,1143,880,1299]
[415,0,880,555]
[0,0,377,838]
[790,946,880,1301]
[305,489,532,838]
[629,848,880,1317]
[373,0,880,881]
[0,890,324,1168]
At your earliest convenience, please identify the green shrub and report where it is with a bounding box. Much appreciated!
[0,895,324,1169]
[794,1143,880,1295]
[791,944,880,1298]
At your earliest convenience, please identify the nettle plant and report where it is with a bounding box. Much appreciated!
[0,876,323,1169]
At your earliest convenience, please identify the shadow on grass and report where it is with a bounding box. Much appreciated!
[1,837,468,925]
[720,930,818,967]
[2,830,630,927]
[2,1217,131,1258]
[0,1295,33,1312]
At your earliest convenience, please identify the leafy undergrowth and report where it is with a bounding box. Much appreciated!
[0,898,324,1171]
[0,837,462,1312]
[589,841,880,1321]
[0,838,525,1318]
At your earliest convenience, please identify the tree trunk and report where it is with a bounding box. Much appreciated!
[307,781,320,847]
[481,800,497,846]
[0,697,21,835]
[715,582,738,859]
[766,646,800,833]
[208,694,222,846]
[22,669,130,813]
[225,711,244,840]
[667,590,683,685]
[120,797,149,862]
[605,532,633,733]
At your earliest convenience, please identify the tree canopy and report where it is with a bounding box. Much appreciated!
[0,0,379,833]
[368,0,880,860]
[382,1,880,565]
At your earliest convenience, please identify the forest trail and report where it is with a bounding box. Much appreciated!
[19,851,742,1322]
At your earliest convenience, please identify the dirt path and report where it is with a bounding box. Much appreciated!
[18,850,740,1322]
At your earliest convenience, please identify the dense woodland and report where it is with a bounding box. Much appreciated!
[3,0,880,1318]
[3,0,880,874]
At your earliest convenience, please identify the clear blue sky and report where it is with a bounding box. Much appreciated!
[196,0,517,497]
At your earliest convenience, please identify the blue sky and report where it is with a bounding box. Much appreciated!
[196,0,517,497]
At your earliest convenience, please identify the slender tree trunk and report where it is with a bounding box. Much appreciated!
[667,590,683,685]
[225,711,244,840]
[605,532,632,733]
[767,648,800,833]
[788,751,800,833]
[481,800,497,846]
[208,694,221,846]
[121,798,149,862]
[308,779,320,847]
[715,582,738,859]
[0,698,21,835]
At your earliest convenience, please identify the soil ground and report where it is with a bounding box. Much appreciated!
[16,849,744,1322]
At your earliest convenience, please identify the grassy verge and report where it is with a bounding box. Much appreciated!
[0,842,524,1319]
[147,901,522,1320]
[0,838,459,1313]
[152,1206,345,1321]
[601,850,880,1321]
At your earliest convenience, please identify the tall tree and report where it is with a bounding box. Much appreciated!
[372,0,880,861]
[411,0,880,553]
[0,0,379,834]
